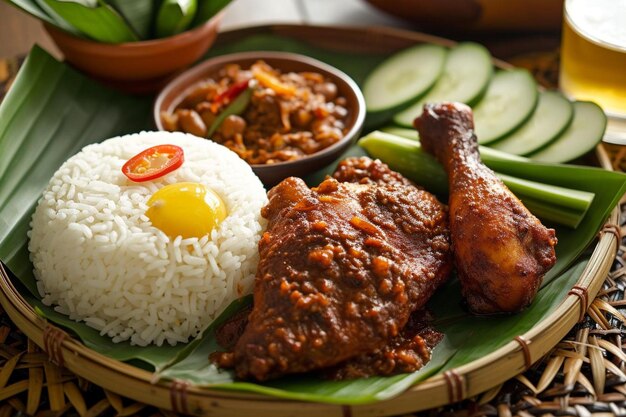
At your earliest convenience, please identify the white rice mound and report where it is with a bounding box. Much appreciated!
[28,131,267,346]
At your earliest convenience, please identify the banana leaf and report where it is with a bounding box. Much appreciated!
[155,0,197,38]
[0,36,624,404]
[42,0,139,43]
[191,0,231,27]
[106,0,155,40]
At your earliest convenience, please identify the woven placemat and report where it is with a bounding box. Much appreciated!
[1,53,626,417]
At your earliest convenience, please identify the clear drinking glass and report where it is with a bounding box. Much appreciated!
[559,0,626,144]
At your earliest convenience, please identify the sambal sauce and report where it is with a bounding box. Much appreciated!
[161,60,350,165]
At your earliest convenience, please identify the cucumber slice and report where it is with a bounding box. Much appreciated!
[529,101,607,163]
[489,91,574,156]
[393,42,493,127]
[473,69,538,144]
[363,44,447,116]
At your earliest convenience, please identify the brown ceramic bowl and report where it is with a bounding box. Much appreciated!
[44,12,223,93]
[154,51,366,186]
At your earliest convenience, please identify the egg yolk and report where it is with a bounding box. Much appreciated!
[146,182,227,239]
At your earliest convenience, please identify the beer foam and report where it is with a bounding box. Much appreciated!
[567,0,626,49]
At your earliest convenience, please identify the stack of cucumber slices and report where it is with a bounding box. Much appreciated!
[363,42,607,163]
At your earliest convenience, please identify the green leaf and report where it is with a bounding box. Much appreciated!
[0,35,623,404]
[207,82,254,136]
[155,0,197,38]
[106,0,155,40]
[42,0,139,43]
[192,0,230,27]
[30,0,82,33]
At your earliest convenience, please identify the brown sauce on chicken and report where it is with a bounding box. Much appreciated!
[212,157,451,381]
[322,310,442,380]
[212,306,442,380]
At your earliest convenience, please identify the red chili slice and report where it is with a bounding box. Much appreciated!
[122,144,184,182]
[210,79,250,113]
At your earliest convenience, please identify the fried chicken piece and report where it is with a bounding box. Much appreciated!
[415,102,557,314]
[232,160,451,380]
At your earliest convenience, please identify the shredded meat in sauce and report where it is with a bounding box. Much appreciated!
[212,157,451,381]
[161,60,349,165]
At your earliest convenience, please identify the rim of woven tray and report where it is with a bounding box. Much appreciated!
[0,145,620,417]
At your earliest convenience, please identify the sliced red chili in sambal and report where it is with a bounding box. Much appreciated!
[122,144,184,182]
[161,60,350,165]
[210,79,251,113]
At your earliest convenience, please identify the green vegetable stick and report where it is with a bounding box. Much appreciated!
[379,126,528,162]
[359,131,594,228]
[207,82,254,137]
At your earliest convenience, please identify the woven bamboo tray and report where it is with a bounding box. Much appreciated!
[0,25,622,416]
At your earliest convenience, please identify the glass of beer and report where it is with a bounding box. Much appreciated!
[559,0,626,144]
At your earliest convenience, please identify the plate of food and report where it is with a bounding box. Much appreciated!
[0,25,625,416]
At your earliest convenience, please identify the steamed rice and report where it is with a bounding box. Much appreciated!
[28,131,267,346]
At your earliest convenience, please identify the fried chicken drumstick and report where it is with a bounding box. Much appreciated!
[415,102,557,314]
[232,158,451,381]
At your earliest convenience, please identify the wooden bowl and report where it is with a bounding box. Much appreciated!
[154,51,366,186]
[364,0,564,32]
[44,13,223,93]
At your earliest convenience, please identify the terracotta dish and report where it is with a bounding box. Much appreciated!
[44,13,222,93]
[154,51,366,186]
